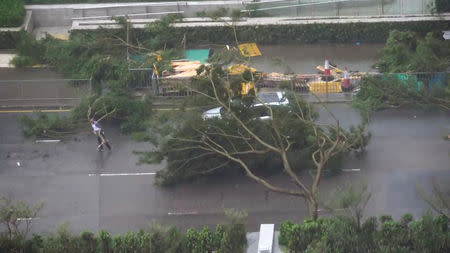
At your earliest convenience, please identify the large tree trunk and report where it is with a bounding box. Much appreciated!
[307,196,319,221]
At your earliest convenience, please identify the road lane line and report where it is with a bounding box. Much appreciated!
[168,211,199,216]
[17,217,40,221]
[342,169,361,172]
[0,109,71,113]
[318,208,345,212]
[35,140,61,143]
[88,172,156,177]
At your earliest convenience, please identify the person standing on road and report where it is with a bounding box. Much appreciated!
[90,118,111,151]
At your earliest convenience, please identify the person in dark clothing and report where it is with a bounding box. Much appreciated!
[90,119,111,151]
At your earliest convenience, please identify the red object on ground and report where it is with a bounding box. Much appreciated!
[343,66,350,88]
[324,56,330,76]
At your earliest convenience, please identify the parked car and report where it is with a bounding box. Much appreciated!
[202,91,289,120]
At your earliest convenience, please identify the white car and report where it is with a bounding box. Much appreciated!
[202,91,289,120]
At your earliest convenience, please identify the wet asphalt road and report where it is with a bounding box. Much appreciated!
[0,69,90,108]
[0,105,449,235]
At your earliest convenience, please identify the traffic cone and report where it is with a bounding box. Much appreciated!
[324,56,330,76]
[343,66,350,89]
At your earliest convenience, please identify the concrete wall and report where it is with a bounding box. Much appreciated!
[29,8,74,27]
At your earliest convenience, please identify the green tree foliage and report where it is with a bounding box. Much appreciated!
[143,91,322,187]
[13,18,168,137]
[142,65,366,187]
[352,74,450,113]
[376,30,450,73]
[143,14,182,51]
[279,214,450,253]
[353,30,449,120]
[140,60,369,220]
[19,111,84,138]
[0,0,25,27]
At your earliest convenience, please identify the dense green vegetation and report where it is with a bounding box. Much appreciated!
[0,224,246,253]
[13,17,183,137]
[0,0,25,28]
[353,74,450,113]
[1,221,246,253]
[353,30,450,116]
[0,31,26,49]
[435,0,450,13]
[139,66,368,186]
[70,20,450,46]
[375,30,450,73]
[177,21,449,44]
[1,196,247,253]
[279,213,450,252]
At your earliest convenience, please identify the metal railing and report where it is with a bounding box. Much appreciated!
[130,70,449,102]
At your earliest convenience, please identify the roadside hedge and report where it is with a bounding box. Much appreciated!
[279,214,450,252]
[0,222,247,253]
[0,0,25,28]
[72,20,450,46]
[177,21,450,44]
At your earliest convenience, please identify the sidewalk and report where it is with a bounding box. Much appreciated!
[0,54,16,68]
[246,231,283,253]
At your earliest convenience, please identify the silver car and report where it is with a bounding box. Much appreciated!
[202,91,289,120]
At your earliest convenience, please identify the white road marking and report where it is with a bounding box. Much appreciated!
[168,211,199,216]
[35,140,60,143]
[88,172,156,177]
[17,217,40,221]
[342,169,361,172]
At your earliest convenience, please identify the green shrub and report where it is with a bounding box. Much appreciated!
[0,222,248,253]
[0,31,25,49]
[279,220,295,246]
[282,214,450,253]
[0,0,25,27]
[435,0,450,13]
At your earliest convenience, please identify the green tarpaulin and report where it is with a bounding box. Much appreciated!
[185,49,210,63]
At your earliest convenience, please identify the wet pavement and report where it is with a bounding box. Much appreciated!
[252,43,383,74]
[0,105,448,236]
[0,68,90,108]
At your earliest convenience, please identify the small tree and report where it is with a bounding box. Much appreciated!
[324,182,372,229]
[0,196,43,240]
[417,178,450,217]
